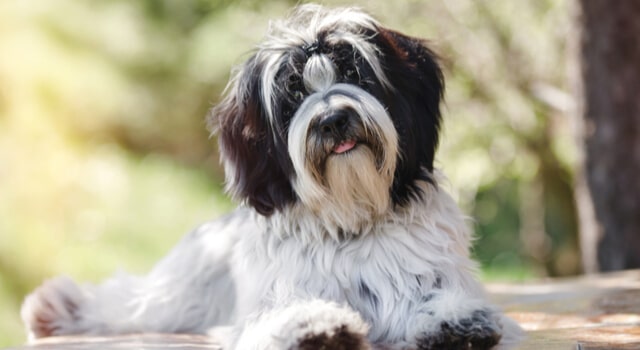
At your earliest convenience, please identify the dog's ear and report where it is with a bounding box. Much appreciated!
[208,56,296,216]
[373,27,445,203]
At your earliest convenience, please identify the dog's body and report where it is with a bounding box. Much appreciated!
[22,5,521,349]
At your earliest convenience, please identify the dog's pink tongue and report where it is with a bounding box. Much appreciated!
[334,140,356,154]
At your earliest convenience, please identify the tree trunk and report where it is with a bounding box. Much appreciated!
[574,0,640,272]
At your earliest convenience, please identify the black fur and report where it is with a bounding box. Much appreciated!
[295,325,369,350]
[417,309,502,350]
[373,28,445,205]
[210,56,297,215]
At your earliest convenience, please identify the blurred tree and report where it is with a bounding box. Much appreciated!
[416,1,581,277]
[574,1,640,272]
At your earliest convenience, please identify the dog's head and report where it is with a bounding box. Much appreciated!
[209,5,444,230]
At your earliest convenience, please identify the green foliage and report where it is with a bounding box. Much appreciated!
[0,0,576,346]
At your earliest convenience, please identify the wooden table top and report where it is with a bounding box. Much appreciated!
[7,270,640,349]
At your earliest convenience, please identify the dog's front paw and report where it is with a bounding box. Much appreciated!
[21,276,87,339]
[417,309,502,350]
[236,300,371,350]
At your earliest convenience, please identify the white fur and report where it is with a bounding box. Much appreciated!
[22,181,521,348]
[235,180,481,345]
[303,54,338,92]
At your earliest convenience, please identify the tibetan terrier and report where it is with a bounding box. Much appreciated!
[22,5,521,349]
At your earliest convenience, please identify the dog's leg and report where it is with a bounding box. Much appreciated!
[21,215,245,340]
[406,289,521,350]
[233,299,371,350]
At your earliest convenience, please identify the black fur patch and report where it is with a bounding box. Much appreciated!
[372,28,445,206]
[211,55,297,216]
[417,309,502,350]
[295,325,369,350]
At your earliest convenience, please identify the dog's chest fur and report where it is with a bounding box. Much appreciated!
[230,181,481,342]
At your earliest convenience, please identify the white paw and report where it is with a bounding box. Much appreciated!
[236,300,371,350]
[21,276,88,340]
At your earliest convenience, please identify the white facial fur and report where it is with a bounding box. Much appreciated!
[288,84,398,237]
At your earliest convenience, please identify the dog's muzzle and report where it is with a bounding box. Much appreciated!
[288,83,398,177]
[313,110,361,155]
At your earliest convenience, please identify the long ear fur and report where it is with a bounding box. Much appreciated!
[208,56,296,216]
[374,27,445,205]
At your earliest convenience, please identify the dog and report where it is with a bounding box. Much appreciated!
[21,5,521,349]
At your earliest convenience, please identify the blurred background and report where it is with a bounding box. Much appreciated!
[0,0,582,345]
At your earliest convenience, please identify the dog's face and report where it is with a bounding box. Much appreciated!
[210,5,443,230]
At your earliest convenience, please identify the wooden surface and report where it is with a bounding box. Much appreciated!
[8,270,640,349]
[8,334,222,349]
[489,269,640,349]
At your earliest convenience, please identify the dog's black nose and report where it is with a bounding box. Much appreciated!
[318,111,350,136]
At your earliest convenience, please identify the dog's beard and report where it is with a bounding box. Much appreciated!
[288,84,398,234]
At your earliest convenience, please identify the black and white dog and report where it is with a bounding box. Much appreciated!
[22,5,521,349]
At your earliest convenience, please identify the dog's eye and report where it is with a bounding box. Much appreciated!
[286,74,305,96]
[333,43,353,57]
[287,76,299,89]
